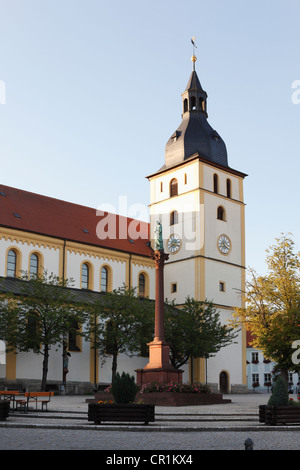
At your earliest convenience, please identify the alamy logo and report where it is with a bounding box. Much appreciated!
[292,340,300,365]
[291,80,300,104]
[0,341,6,365]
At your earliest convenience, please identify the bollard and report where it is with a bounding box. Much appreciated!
[244,438,254,450]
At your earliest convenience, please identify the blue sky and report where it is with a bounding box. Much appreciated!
[0,0,299,276]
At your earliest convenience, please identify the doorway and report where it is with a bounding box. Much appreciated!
[219,371,229,394]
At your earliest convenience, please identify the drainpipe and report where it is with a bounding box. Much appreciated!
[129,253,132,290]
[62,239,66,284]
[61,239,67,394]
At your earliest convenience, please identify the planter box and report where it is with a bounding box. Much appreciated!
[0,401,10,421]
[88,403,155,425]
[259,405,300,425]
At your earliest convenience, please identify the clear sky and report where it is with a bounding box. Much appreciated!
[0,0,299,276]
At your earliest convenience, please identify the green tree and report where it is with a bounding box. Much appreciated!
[85,286,153,382]
[233,234,300,380]
[0,272,86,391]
[164,296,238,369]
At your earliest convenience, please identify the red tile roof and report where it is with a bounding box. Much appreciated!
[0,184,153,258]
[246,330,255,347]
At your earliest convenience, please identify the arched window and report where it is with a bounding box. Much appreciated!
[183,98,188,113]
[30,253,39,278]
[217,206,225,221]
[7,250,17,277]
[213,174,219,194]
[170,210,178,226]
[226,179,231,198]
[81,263,89,289]
[191,96,196,110]
[170,178,178,197]
[138,273,146,298]
[101,266,108,292]
[68,321,80,351]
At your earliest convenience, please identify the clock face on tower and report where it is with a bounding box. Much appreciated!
[217,234,231,255]
[167,234,181,254]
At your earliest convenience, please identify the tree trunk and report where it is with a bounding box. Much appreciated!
[41,345,49,391]
[111,351,117,383]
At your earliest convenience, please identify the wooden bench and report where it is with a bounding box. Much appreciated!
[15,392,54,412]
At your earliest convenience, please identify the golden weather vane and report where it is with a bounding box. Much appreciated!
[191,37,197,70]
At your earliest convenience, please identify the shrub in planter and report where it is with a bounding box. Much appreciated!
[259,376,300,425]
[267,376,289,406]
[111,372,139,404]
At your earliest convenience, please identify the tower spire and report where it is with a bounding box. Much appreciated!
[163,43,228,169]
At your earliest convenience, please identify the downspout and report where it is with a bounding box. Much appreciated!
[62,239,66,284]
[129,253,132,290]
[62,239,67,393]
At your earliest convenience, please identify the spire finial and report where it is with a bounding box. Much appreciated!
[191,37,197,71]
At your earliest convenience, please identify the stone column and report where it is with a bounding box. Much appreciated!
[136,249,183,385]
[153,250,169,342]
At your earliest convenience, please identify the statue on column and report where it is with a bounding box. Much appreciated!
[154,220,164,251]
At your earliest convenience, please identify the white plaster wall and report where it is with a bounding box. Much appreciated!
[150,191,203,257]
[149,161,199,205]
[97,354,189,385]
[204,192,242,266]
[205,259,243,308]
[203,165,240,200]
[15,337,92,383]
[131,263,155,299]
[165,258,195,304]
[206,308,244,388]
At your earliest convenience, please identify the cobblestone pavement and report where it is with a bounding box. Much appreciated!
[1,393,300,451]
[1,427,300,450]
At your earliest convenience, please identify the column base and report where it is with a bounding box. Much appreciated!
[136,367,183,386]
[136,339,183,386]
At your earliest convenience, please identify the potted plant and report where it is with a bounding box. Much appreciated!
[259,376,300,425]
[0,401,10,421]
[88,372,155,425]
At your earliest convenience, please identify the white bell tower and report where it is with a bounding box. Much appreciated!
[146,49,248,393]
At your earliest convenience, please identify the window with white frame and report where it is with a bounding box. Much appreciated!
[264,373,271,385]
[251,352,259,364]
[252,373,259,385]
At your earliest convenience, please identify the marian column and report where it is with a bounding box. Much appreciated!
[136,221,183,385]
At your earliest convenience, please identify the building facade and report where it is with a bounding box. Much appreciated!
[246,332,300,394]
[0,57,248,393]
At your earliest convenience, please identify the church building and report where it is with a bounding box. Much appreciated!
[0,53,247,394]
